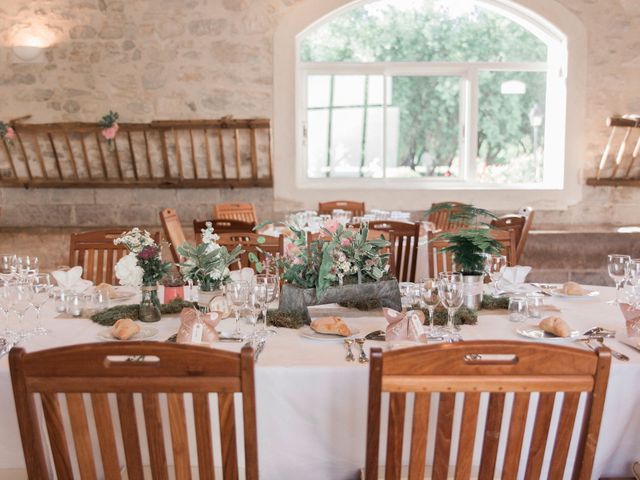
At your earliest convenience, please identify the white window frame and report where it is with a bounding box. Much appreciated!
[295,0,568,191]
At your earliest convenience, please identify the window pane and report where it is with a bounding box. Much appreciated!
[386,76,462,178]
[306,75,384,178]
[300,0,547,63]
[476,71,547,183]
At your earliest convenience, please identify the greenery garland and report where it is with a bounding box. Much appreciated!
[90,298,196,326]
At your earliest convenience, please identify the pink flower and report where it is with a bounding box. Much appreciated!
[5,127,15,140]
[101,123,119,140]
[341,237,351,247]
[322,219,340,234]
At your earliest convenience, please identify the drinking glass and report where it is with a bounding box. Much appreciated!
[420,278,441,337]
[0,282,16,340]
[254,274,279,332]
[508,297,528,322]
[246,291,261,337]
[399,282,416,311]
[437,273,464,336]
[0,254,15,275]
[526,293,544,319]
[484,254,507,294]
[627,259,640,308]
[29,273,51,335]
[9,283,33,339]
[608,254,631,304]
[225,281,250,336]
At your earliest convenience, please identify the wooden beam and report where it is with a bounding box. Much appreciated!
[586,177,640,187]
[0,178,273,189]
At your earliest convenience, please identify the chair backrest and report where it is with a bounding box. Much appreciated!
[10,342,259,480]
[366,221,420,282]
[213,202,258,224]
[364,341,611,480]
[318,200,365,217]
[217,232,283,271]
[491,211,535,264]
[427,201,470,231]
[69,229,161,285]
[427,228,517,277]
[194,218,256,240]
[159,208,187,263]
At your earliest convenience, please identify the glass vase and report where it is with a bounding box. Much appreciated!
[140,285,161,322]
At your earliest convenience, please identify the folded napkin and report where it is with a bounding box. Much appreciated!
[383,308,425,342]
[51,266,93,292]
[230,267,254,284]
[176,308,221,345]
[499,265,532,289]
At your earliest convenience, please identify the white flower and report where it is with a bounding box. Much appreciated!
[114,252,144,287]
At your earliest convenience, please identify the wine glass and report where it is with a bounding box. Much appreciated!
[399,282,417,311]
[484,254,507,294]
[437,273,464,336]
[9,283,33,340]
[420,278,440,337]
[626,259,640,308]
[254,274,279,332]
[0,282,16,341]
[608,254,631,304]
[0,254,15,275]
[29,273,51,335]
[225,281,250,336]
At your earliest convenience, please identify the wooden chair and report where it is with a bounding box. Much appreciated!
[194,218,256,240]
[69,229,161,285]
[318,200,365,217]
[364,341,611,480]
[427,228,517,277]
[159,208,187,263]
[10,342,259,480]
[491,211,535,264]
[427,201,470,231]
[366,221,420,282]
[213,202,258,224]
[217,232,284,271]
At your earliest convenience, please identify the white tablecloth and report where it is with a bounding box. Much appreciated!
[1,286,639,479]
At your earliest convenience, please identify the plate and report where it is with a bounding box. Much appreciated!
[516,326,580,341]
[550,288,600,299]
[97,325,159,341]
[299,325,360,342]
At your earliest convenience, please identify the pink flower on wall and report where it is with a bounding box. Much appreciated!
[5,127,16,140]
[98,110,120,148]
[101,123,119,140]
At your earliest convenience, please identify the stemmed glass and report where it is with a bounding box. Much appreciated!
[254,274,279,332]
[0,282,16,341]
[225,281,249,336]
[399,282,417,311]
[626,259,640,308]
[484,254,507,294]
[9,283,33,340]
[608,254,631,304]
[29,273,51,335]
[420,278,440,337]
[0,254,15,275]
[437,273,464,337]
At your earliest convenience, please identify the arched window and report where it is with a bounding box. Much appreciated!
[297,0,567,188]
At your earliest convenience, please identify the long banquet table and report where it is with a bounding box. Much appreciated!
[1,286,640,479]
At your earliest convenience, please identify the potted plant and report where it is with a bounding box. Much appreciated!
[177,222,242,310]
[425,203,503,309]
[275,219,402,322]
[113,228,172,322]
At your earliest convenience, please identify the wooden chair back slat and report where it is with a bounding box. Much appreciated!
[318,200,365,217]
[364,341,611,480]
[91,393,122,480]
[69,229,160,285]
[160,208,187,263]
[9,343,259,480]
[428,202,469,231]
[67,393,98,480]
[490,211,535,264]
[366,221,419,282]
[194,218,256,239]
[214,202,257,224]
[217,232,283,271]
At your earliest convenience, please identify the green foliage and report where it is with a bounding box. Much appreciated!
[98,110,119,128]
[177,241,242,292]
[90,298,195,326]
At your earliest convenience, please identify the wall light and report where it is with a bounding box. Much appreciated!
[10,26,51,64]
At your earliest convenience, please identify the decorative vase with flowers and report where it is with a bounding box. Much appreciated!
[177,222,243,311]
[113,227,171,322]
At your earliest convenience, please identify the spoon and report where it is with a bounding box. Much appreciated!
[344,339,355,362]
[582,327,615,338]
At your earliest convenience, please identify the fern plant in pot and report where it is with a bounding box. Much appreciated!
[426,203,503,309]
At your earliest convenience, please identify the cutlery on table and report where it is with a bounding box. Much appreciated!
[355,338,369,363]
[364,330,385,341]
[344,339,355,362]
[580,337,629,362]
[254,337,267,363]
[582,326,616,338]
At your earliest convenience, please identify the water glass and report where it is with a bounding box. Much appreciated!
[30,273,51,335]
[483,254,507,294]
[225,281,250,336]
[526,293,544,319]
[67,293,83,317]
[254,274,279,331]
[437,273,464,335]
[508,297,528,322]
[420,278,441,337]
[608,254,631,304]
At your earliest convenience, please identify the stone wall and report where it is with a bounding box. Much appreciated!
[0,0,639,231]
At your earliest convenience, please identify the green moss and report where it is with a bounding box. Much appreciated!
[90,298,196,326]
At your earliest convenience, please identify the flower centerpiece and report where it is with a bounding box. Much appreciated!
[177,222,242,309]
[276,219,402,322]
[114,227,171,322]
[425,203,503,308]
[99,110,119,147]
[0,121,16,146]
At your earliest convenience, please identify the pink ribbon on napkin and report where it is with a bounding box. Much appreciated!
[383,308,425,341]
[176,308,221,345]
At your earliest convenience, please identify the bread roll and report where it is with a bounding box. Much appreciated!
[538,316,571,337]
[96,282,118,299]
[562,281,587,296]
[111,318,140,340]
[310,316,352,336]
